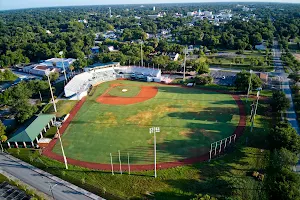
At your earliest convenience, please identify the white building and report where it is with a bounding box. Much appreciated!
[23,64,58,76]
[64,62,162,99]
[41,58,76,72]
[187,12,195,17]
[78,19,88,24]
[84,62,120,72]
[242,6,250,12]
[203,11,213,18]
[168,53,180,61]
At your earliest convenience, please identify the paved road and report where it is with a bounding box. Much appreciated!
[0,153,103,200]
[272,40,300,173]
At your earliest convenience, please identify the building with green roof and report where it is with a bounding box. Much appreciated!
[7,114,56,148]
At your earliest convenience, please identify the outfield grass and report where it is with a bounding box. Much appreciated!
[108,85,141,97]
[7,97,271,200]
[44,100,78,117]
[52,80,240,164]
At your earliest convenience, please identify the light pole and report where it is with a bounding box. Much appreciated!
[251,87,262,132]
[54,121,68,169]
[45,70,57,113]
[183,47,188,81]
[246,70,253,102]
[149,127,160,178]
[140,40,143,67]
[59,51,68,84]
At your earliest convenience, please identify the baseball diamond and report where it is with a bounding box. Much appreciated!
[43,80,246,171]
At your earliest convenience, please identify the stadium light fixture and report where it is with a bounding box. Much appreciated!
[45,70,57,113]
[54,121,68,169]
[149,127,160,178]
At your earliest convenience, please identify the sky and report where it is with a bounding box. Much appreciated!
[0,0,299,11]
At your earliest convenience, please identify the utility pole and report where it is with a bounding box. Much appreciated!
[54,122,68,169]
[45,70,57,113]
[59,51,68,84]
[149,127,160,178]
[183,47,187,81]
[251,88,262,132]
[140,40,143,67]
[246,70,253,102]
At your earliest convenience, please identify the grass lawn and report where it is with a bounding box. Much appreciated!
[208,50,273,72]
[7,97,271,200]
[0,173,9,183]
[108,85,141,97]
[52,80,240,164]
[44,126,57,138]
[44,100,78,118]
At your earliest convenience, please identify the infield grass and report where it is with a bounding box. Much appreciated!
[52,80,240,164]
[108,85,141,97]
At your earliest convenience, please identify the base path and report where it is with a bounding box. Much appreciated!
[96,84,158,105]
[43,86,246,171]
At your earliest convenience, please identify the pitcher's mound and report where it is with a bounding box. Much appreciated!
[97,85,158,105]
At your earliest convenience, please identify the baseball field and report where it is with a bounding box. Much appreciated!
[51,80,240,165]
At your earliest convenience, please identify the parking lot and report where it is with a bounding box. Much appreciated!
[210,70,237,86]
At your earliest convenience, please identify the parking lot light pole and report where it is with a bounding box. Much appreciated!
[45,70,57,113]
[246,70,253,102]
[150,127,160,178]
[54,121,68,169]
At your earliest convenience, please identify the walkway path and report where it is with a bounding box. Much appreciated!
[273,40,300,173]
[0,152,104,200]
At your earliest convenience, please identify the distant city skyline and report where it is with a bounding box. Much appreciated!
[0,0,299,11]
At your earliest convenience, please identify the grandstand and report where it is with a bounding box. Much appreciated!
[64,63,163,100]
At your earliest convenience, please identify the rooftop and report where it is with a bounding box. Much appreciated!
[8,114,55,142]
[86,62,120,69]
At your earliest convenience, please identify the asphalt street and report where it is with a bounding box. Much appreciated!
[0,153,103,200]
[272,40,300,173]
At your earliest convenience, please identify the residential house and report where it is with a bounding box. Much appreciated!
[168,53,180,61]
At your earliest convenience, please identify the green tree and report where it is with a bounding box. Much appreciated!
[192,194,217,200]
[269,122,300,153]
[270,91,290,112]
[12,100,38,123]
[234,70,262,92]
[267,168,300,200]
[270,148,299,170]
[194,57,209,75]
[42,72,59,82]
[0,121,7,152]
